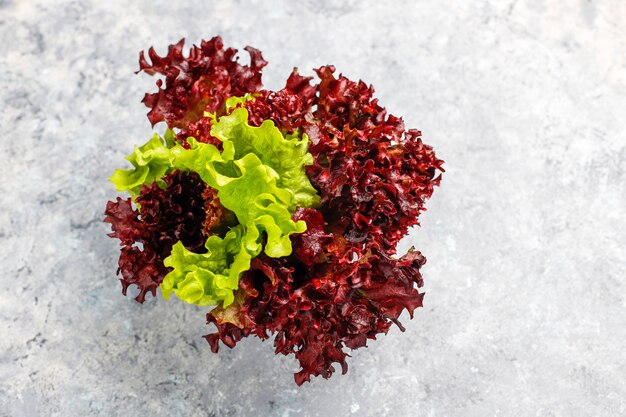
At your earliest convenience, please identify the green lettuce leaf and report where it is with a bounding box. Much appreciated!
[109,132,174,197]
[161,226,251,307]
[223,94,257,113]
[211,108,320,209]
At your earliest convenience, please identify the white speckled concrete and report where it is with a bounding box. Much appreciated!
[1,1,625,416]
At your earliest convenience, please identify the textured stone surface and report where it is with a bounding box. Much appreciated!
[1,1,625,416]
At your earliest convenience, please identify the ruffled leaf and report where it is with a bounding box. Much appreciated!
[109,133,174,197]
[161,227,250,307]
[138,36,267,144]
[211,108,320,209]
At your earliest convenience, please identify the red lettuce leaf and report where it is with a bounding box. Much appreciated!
[105,171,212,302]
[139,36,267,145]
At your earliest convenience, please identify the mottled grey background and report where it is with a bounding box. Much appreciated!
[1,0,624,416]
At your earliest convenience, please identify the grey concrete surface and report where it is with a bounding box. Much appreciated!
[1,0,625,416]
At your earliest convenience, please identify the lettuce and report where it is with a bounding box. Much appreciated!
[107,38,445,385]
